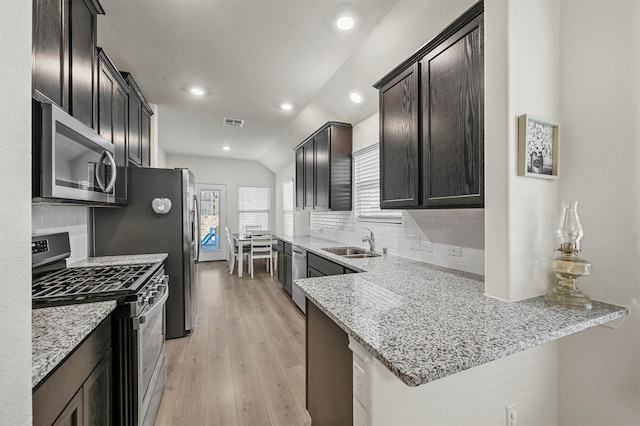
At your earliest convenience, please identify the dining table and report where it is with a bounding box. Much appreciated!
[233,231,274,278]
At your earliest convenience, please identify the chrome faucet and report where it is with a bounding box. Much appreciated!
[362,227,375,253]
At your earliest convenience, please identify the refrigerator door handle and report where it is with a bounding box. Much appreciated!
[193,196,200,262]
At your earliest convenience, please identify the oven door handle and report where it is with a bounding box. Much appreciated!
[132,282,169,330]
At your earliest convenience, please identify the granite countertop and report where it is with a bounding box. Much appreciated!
[289,235,629,387]
[32,301,117,388]
[68,253,168,268]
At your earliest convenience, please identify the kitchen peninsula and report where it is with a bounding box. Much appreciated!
[286,235,628,425]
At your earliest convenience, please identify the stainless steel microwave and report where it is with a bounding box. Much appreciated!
[32,101,121,205]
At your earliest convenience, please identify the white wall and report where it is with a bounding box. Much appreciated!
[355,342,558,426]
[557,2,640,424]
[311,113,485,275]
[485,0,562,301]
[274,161,310,237]
[166,154,275,233]
[0,0,33,423]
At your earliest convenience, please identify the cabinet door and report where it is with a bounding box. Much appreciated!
[69,0,95,128]
[307,266,325,278]
[422,16,484,208]
[306,301,353,426]
[141,108,151,167]
[295,147,305,209]
[303,141,315,209]
[379,63,420,209]
[284,253,293,294]
[53,388,83,426]
[33,0,68,109]
[278,248,286,285]
[128,95,142,166]
[97,59,114,144]
[83,349,112,426]
[313,129,330,210]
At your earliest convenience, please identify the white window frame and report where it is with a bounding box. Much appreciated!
[238,186,271,232]
[354,144,403,224]
[282,179,294,237]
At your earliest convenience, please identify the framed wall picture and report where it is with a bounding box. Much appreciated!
[518,114,559,179]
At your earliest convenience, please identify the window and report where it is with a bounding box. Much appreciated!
[354,144,402,222]
[238,186,270,231]
[282,179,294,237]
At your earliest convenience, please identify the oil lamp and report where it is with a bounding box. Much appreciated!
[545,201,593,309]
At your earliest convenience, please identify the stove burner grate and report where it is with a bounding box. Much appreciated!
[32,264,155,300]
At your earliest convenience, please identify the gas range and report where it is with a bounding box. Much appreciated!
[32,232,169,425]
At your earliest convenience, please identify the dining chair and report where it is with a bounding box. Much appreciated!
[226,228,248,275]
[249,232,273,279]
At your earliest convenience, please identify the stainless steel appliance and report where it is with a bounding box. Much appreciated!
[32,232,168,426]
[93,167,198,339]
[292,245,307,313]
[32,100,123,205]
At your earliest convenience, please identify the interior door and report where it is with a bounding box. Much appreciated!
[196,184,227,262]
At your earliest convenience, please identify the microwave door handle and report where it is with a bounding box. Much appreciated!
[94,151,108,192]
[102,151,117,193]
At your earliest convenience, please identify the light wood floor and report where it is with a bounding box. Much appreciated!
[155,261,311,426]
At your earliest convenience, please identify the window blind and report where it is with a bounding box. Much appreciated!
[238,186,270,231]
[354,144,402,222]
[282,179,294,237]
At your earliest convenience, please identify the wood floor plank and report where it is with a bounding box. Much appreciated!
[233,373,272,426]
[251,340,308,426]
[154,261,309,426]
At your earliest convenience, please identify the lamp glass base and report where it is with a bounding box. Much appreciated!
[545,284,592,309]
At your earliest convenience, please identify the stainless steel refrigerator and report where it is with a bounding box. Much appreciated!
[92,167,198,339]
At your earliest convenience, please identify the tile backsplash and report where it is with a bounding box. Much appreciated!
[310,209,485,275]
[32,206,90,264]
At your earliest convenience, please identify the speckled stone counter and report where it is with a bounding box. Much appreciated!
[32,301,117,388]
[69,253,168,268]
[289,236,628,387]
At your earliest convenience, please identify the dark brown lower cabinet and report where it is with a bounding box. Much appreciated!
[306,300,353,426]
[33,317,112,426]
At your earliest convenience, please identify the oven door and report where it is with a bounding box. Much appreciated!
[35,101,118,204]
[133,276,169,426]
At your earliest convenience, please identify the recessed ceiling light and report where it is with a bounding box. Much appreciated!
[336,15,355,31]
[280,102,293,111]
[222,146,231,151]
[189,86,206,96]
[350,91,363,104]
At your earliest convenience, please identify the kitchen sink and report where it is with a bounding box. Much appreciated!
[322,247,381,258]
[342,253,381,259]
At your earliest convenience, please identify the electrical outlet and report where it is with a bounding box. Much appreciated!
[447,246,461,257]
[353,362,366,406]
[420,241,433,252]
[506,403,518,426]
[409,235,420,249]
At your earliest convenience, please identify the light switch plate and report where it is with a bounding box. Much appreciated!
[420,241,433,252]
[353,361,366,407]
[447,246,462,257]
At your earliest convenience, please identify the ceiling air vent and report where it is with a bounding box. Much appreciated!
[222,117,245,128]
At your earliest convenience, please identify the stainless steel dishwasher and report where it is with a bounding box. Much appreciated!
[291,245,307,313]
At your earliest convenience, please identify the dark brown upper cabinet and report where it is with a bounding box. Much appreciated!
[97,48,129,204]
[121,72,154,167]
[32,0,104,128]
[422,15,484,208]
[374,1,484,209]
[378,63,421,209]
[294,122,352,211]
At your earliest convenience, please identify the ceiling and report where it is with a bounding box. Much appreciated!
[97,0,400,173]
